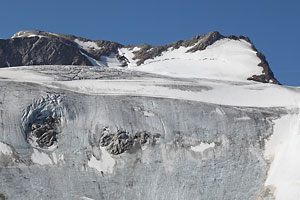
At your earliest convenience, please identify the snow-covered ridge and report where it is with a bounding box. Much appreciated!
[124,38,263,82]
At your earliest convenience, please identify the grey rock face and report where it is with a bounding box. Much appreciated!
[0,36,92,67]
[0,30,123,68]
[0,67,288,200]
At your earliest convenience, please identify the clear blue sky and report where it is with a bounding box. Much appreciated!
[0,0,299,86]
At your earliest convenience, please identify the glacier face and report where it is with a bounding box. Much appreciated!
[0,66,297,200]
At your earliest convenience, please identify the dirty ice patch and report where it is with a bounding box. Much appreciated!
[191,142,215,153]
[264,113,300,200]
[88,147,115,174]
[31,148,53,165]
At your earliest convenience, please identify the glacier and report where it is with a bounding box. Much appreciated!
[0,65,299,200]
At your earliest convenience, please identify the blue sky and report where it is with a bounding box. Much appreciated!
[0,0,299,86]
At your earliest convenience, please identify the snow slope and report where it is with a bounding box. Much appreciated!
[119,38,265,82]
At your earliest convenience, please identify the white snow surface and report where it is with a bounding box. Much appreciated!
[122,38,264,82]
[0,66,298,108]
[264,112,300,200]
[31,148,53,165]
[12,34,43,38]
[88,147,115,174]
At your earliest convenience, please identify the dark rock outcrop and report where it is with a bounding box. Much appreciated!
[93,127,160,155]
[30,116,60,148]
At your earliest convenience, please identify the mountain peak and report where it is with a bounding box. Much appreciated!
[1,30,279,84]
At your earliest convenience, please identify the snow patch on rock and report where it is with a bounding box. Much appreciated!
[74,39,102,52]
[12,33,43,38]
